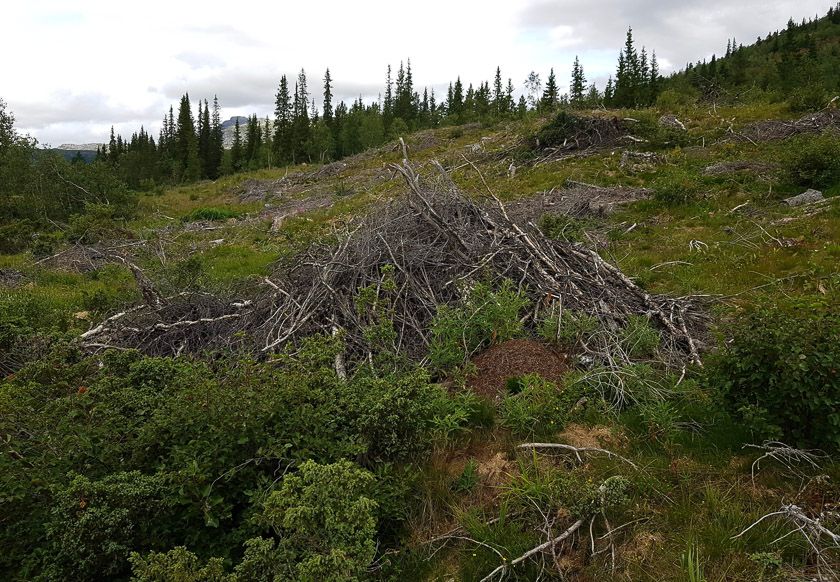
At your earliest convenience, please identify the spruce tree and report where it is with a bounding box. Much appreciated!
[231,117,242,172]
[492,66,505,116]
[273,75,293,164]
[649,52,661,104]
[174,94,200,182]
[198,99,211,178]
[263,116,273,168]
[383,65,394,132]
[108,126,118,164]
[570,57,587,106]
[451,77,464,120]
[292,70,311,162]
[541,68,559,110]
[209,95,224,179]
[323,68,334,126]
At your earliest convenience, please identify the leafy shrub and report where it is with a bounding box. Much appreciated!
[452,459,480,493]
[181,207,240,222]
[781,133,840,190]
[30,231,64,257]
[41,471,174,580]
[499,374,586,437]
[507,461,630,519]
[258,460,378,581]
[66,202,134,244]
[656,87,699,109]
[653,172,701,204]
[0,219,36,254]
[787,85,828,112]
[429,280,530,373]
[538,309,599,349]
[130,547,232,582]
[619,315,660,358]
[707,296,840,450]
[346,368,455,462]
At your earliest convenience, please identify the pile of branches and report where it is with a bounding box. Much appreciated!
[80,154,706,366]
[238,162,348,202]
[529,113,632,165]
[740,108,840,142]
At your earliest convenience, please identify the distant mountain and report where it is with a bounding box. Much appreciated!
[221,116,274,148]
[220,116,250,131]
[57,143,103,151]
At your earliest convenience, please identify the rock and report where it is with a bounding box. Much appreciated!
[659,114,687,131]
[271,215,286,232]
[784,189,824,207]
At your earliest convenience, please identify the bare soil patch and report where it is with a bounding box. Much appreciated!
[468,339,568,401]
[0,268,27,288]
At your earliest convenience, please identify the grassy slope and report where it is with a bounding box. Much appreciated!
[2,103,839,580]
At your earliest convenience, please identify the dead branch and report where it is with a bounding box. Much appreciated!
[735,504,840,581]
[745,441,825,483]
[518,443,639,469]
[480,519,585,582]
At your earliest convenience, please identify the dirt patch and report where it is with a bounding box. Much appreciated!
[507,183,651,223]
[621,531,664,564]
[468,339,568,400]
[0,268,27,288]
[477,452,514,488]
[558,423,626,450]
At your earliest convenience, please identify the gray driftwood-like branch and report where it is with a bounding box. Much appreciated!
[518,443,639,469]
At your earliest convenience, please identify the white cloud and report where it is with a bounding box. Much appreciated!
[1,0,834,145]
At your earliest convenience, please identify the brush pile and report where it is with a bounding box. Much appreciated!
[740,108,840,142]
[79,154,706,366]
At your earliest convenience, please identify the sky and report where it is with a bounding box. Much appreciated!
[1,0,834,146]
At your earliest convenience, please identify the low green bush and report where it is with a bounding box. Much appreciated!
[429,280,529,373]
[257,460,378,581]
[619,315,660,358]
[499,374,586,438]
[707,296,840,450]
[538,214,596,243]
[652,172,702,204]
[538,309,599,350]
[181,207,240,222]
[781,133,840,191]
[67,203,134,244]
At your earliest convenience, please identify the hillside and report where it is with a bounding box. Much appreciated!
[666,6,840,107]
[2,92,839,580]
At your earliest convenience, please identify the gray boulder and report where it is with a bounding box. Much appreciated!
[784,189,824,207]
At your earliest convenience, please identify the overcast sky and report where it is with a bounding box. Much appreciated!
[2,0,833,146]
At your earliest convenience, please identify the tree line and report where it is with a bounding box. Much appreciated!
[100,28,661,186]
